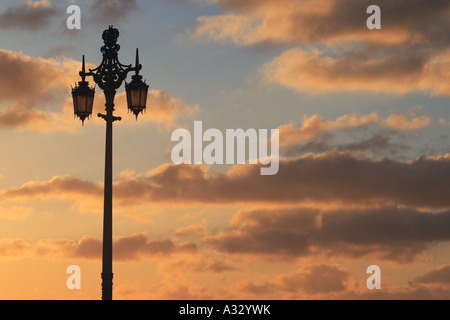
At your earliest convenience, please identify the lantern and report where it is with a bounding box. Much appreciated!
[125,49,149,120]
[72,56,95,125]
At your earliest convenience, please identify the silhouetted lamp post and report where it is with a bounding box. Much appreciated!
[71,26,149,300]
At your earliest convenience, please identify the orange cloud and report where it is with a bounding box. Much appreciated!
[175,222,208,237]
[106,90,199,129]
[383,107,431,131]
[0,176,103,201]
[195,0,448,47]
[145,90,199,128]
[279,112,379,147]
[193,0,450,96]
[159,256,237,274]
[0,233,197,262]
[3,149,450,209]
[275,264,349,295]
[0,49,196,132]
[414,265,450,285]
[145,277,214,300]
[0,239,32,258]
[0,50,83,132]
[261,48,450,95]
[278,108,431,152]
[0,205,33,221]
[230,263,353,299]
[232,263,450,299]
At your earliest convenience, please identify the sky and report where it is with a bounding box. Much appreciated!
[0,0,449,300]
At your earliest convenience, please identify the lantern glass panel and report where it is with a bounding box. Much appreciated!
[140,88,148,107]
[77,96,88,113]
[86,95,94,113]
[131,89,140,107]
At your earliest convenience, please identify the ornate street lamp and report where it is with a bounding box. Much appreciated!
[71,26,149,300]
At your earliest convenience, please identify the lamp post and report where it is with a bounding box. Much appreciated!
[71,26,149,300]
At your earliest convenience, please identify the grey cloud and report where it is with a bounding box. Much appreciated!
[89,0,139,25]
[284,131,406,157]
[4,150,450,209]
[205,207,450,262]
[414,265,450,285]
[0,1,58,30]
[33,233,197,262]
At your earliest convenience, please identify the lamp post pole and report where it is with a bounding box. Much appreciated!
[72,26,149,300]
[101,88,115,301]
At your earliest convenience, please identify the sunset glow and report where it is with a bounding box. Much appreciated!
[0,0,449,300]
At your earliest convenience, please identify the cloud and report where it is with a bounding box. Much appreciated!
[0,50,81,132]
[117,151,450,209]
[438,118,450,127]
[0,50,77,104]
[175,222,208,237]
[89,0,139,25]
[275,264,349,294]
[232,264,351,299]
[0,176,103,201]
[211,207,319,257]
[146,90,199,128]
[105,90,199,129]
[260,47,450,95]
[0,107,49,130]
[345,285,450,300]
[146,277,214,300]
[193,0,450,95]
[0,0,58,31]
[195,0,450,47]
[0,49,196,131]
[114,273,216,300]
[233,263,450,299]
[382,107,431,131]
[205,206,450,263]
[116,278,215,300]
[278,109,429,156]
[0,239,32,258]
[0,233,197,262]
[278,112,380,147]
[0,206,33,221]
[112,233,197,261]
[160,256,237,274]
[414,265,450,285]
[232,280,275,296]
[4,149,450,209]
[315,208,450,262]
[285,131,406,157]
